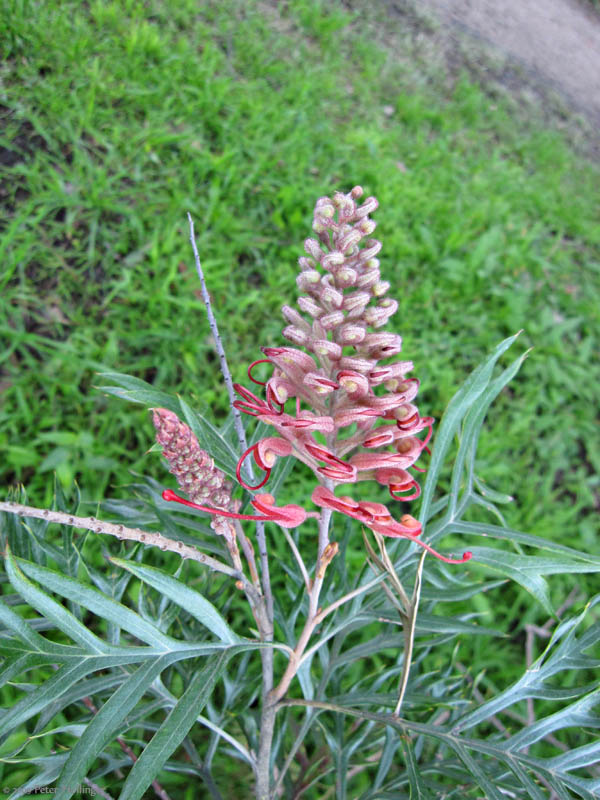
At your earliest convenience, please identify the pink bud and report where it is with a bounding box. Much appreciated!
[334,266,358,288]
[338,229,362,253]
[282,305,310,330]
[342,291,370,314]
[356,268,380,289]
[320,285,344,309]
[337,370,370,397]
[297,296,324,318]
[283,325,309,346]
[337,323,366,344]
[369,361,414,386]
[321,251,345,270]
[354,196,378,218]
[262,346,316,374]
[359,239,382,262]
[372,280,390,297]
[304,238,323,260]
[357,218,376,235]
[312,339,342,360]
[339,355,376,373]
[319,310,345,330]
[296,270,321,292]
[303,372,339,394]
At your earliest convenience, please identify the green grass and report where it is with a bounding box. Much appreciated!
[1,0,599,776]
[2,0,598,535]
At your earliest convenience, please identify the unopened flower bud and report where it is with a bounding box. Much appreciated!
[297,296,324,318]
[304,238,323,260]
[357,218,376,235]
[337,323,366,344]
[298,256,316,270]
[312,339,342,360]
[354,195,378,218]
[372,280,390,297]
[282,305,310,331]
[339,355,376,373]
[359,239,382,262]
[296,270,321,292]
[319,310,345,330]
[334,266,358,288]
[338,229,362,253]
[283,325,309,346]
[356,268,380,289]
[364,299,398,327]
[320,285,344,309]
[321,251,345,270]
[342,291,370,313]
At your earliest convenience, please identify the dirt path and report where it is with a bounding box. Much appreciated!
[414,0,600,129]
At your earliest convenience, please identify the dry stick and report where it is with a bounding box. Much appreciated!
[186,215,276,799]
[186,213,273,621]
[394,552,426,716]
[0,502,261,599]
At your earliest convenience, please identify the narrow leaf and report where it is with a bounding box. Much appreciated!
[110,557,241,644]
[119,651,230,800]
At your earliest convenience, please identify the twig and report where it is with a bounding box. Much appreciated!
[0,501,254,590]
[186,213,249,467]
[187,214,273,627]
[283,527,311,592]
[394,550,426,716]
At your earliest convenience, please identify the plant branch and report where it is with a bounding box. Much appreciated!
[283,527,311,592]
[0,501,256,592]
[395,550,426,716]
[187,213,273,628]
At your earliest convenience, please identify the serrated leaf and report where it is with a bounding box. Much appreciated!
[110,557,241,644]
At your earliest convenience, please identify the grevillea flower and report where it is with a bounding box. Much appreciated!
[152,408,234,510]
[226,186,471,563]
[158,189,471,563]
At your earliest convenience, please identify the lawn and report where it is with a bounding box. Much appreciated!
[1,0,599,794]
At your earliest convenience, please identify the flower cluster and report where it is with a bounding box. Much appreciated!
[152,408,234,510]
[161,188,471,563]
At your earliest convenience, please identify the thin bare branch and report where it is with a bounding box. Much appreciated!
[187,213,273,629]
[0,501,248,585]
